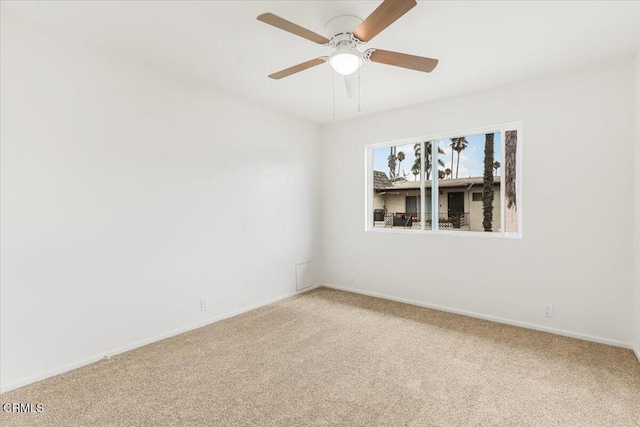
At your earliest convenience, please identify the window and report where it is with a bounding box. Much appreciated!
[367,123,522,237]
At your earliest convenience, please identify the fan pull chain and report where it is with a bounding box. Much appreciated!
[357,67,361,113]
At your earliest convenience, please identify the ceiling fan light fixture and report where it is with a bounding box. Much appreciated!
[329,48,362,75]
[259,0,438,82]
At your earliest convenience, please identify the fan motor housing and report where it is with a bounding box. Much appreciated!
[325,15,364,47]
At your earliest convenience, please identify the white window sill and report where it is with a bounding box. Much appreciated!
[365,228,522,239]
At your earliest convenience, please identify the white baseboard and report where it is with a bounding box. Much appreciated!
[321,284,633,350]
[1,285,319,394]
[634,347,640,364]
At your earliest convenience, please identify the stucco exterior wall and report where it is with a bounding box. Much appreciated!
[437,186,501,232]
[373,185,501,232]
[373,190,421,214]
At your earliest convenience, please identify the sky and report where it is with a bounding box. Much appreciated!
[373,132,502,180]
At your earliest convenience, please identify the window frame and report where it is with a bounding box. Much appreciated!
[365,122,523,239]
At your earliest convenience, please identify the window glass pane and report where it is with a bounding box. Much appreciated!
[437,133,502,232]
[372,143,423,230]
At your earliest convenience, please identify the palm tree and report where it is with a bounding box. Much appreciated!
[412,143,421,180]
[483,134,495,232]
[411,161,420,181]
[412,142,444,180]
[493,161,500,176]
[438,170,445,179]
[445,168,452,179]
[396,151,405,177]
[450,137,469,179]
[388,146,397,178]
[449,139,454,178]
[505,131,517,210]
[424,141,445,179]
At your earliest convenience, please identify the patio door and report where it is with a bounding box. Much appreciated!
[447,192,464,216]
[405,196,420,213]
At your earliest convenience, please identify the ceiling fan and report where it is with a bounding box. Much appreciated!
[257,0,438,97]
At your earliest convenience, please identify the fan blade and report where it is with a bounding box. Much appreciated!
[344,73,358,100]
[257,13,330,45]
[353,0,417,42]
[268,58,326,80]
[368,49,438,73]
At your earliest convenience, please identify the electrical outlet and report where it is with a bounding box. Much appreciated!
[350,274,356,284]
[543,304,553,318]
[201,299,208,311]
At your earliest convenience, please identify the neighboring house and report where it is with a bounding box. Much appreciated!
[373,171,502,232]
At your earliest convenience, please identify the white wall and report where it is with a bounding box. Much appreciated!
[0,26,319,391]
[634,52,640,359]
[319,60,636,347]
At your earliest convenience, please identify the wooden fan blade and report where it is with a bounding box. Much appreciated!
[257,13,330,45]
[268,58,326,80]
[369,49,438,73]
[353,0,417,42]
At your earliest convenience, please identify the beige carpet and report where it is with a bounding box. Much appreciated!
[2,287,639,426]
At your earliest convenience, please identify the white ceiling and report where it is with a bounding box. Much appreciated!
[2,1,639,124]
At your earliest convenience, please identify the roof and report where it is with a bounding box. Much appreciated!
[373,171,392,191]
[373,172,501,192]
